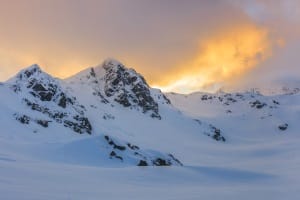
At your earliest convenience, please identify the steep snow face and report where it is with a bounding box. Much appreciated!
[5,64,92,134]
[66,59,170,119]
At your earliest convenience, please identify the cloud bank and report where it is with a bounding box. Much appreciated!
[0,0,298,93]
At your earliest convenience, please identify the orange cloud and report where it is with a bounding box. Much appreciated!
[153,25,273,93]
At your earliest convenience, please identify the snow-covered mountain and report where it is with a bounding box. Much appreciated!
[166,89,299,140]
[1,59,300,199]
[65,59,170,119]
[0,59,227,168]
[6,64,92,134]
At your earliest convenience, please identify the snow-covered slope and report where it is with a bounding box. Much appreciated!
[0,59,300,199]
[0,59,227,168]
[167,90,300,141]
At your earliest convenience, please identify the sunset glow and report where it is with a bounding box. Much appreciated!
[154,25,272,93]
[0,0,299,93]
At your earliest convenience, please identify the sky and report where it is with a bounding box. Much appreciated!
[0,0,299,93]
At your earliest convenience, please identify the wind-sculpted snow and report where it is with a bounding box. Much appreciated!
[50,135,182,167]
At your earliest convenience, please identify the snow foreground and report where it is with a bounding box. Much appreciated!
[0,59,299,199]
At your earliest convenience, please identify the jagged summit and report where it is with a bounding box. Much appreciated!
[4,60,170,121]
[7,64,63,101]
[101,58,125,68]
[7,64,44,83]
[70,58,130,80]
[4,63,92,135]
[67,58,170,119]
[102,59,160,117]
[21,63,42,74]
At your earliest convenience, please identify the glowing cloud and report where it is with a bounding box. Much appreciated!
[155,25,273,93]
[0,1,296,92]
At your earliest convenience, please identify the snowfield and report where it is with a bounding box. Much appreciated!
[0,59,299,199]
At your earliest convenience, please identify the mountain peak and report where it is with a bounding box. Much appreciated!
[4,64,47,86]
[101,58,148,86]
[27,63,41,70]
[5,64,92,135]
[102,58,124,68]
[66,58,165,119]
[19,64,42,79]
[101,59,162,118]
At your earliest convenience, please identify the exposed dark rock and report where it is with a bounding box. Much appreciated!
[64,120,82,134]
[90,68,96,78]
[115,155,123,161]
[273,100,280,105]
[32,83,47,92]
[103,113,115,120]
[115,93,131,107]
[64,116,92,134]
[103,60,161,119]
[21,91,91,134]
[11,66,82,113]
[227,97,237,103]
[58,94,67,108]
[103,135,182,166]
[168,154,183,166]
[127,143,140,150]
[194,119,202,125]
[153,158,171,166]
[15,114,30,124]
[110,151,116,157]
[213,131,226,142]
[162,94,171,104]
[92,91,109,104]
[105,135,126,151]
[109,151,123,161]
[209,125,226,142]
[114,144,126,151]
[250,100,267,109]
[74,115,92,133]
[201,95,208,101]
[36,120,49,127]
[278,123,288,131]
[23,78,58,102]
[21,65,41,79]
[39,91,54,101]
[14,113,52,128]
[138,160,148,166]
